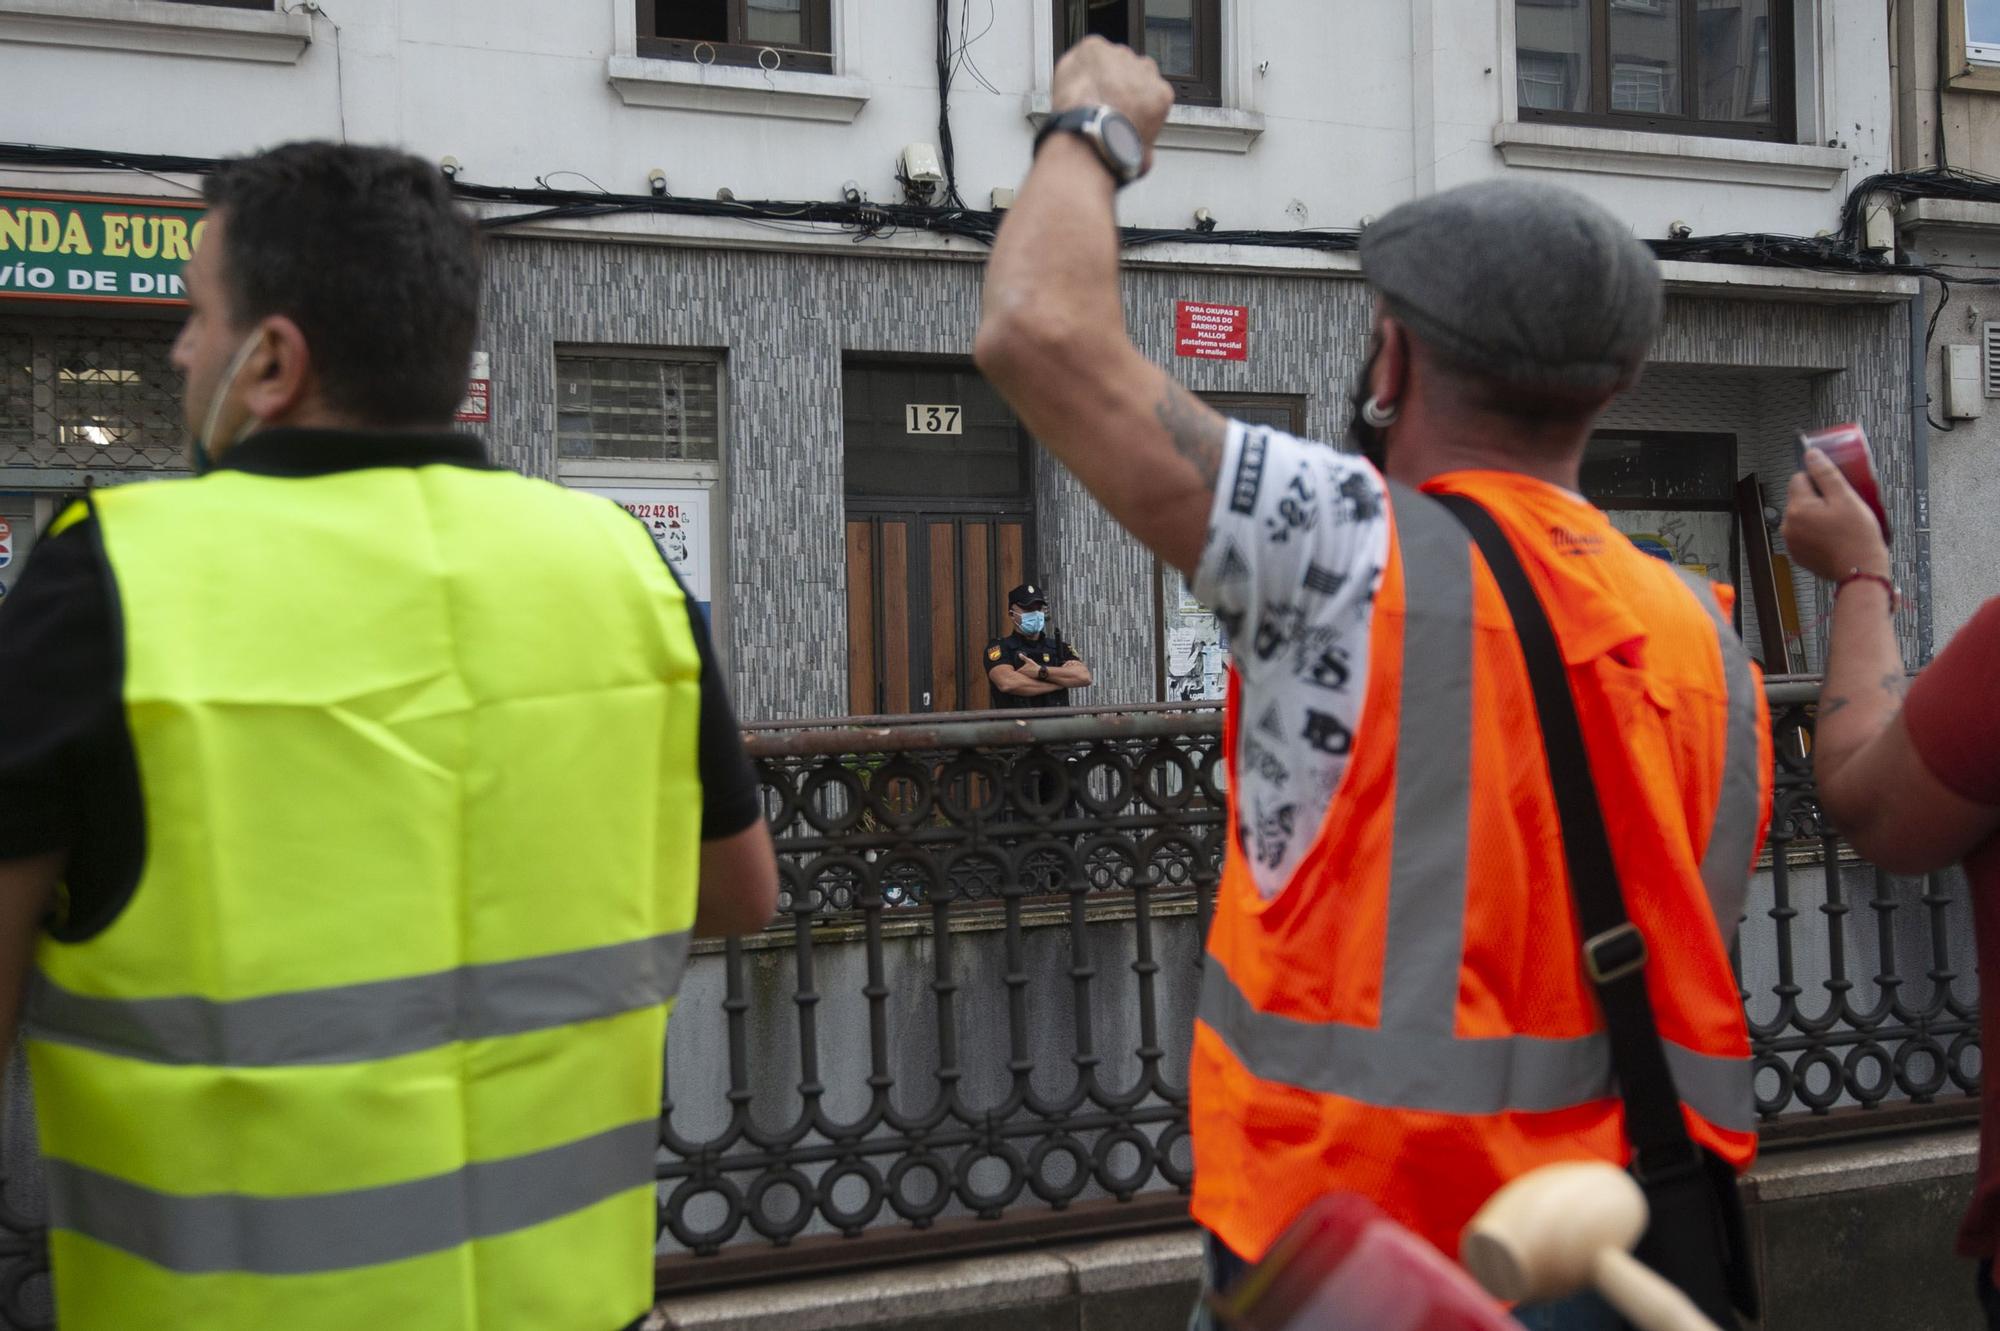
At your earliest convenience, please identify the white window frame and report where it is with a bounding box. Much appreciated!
[0,0,310,63]
[1965,0,2000,63]
[1025,0,1264,154]
[1493,0,1850,190]
[555,346,732,662]
[606,0,869,122]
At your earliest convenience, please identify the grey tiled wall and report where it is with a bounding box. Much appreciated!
[478,237,1913,719]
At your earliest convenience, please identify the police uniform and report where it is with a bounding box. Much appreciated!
[985,582,1082,710]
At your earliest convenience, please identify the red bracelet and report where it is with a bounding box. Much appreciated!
[1833,568,1900,612]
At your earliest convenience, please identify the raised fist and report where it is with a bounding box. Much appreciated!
[1051,36,1175,173]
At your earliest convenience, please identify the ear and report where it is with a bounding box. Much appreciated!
[237,315,318,426]
[1371,315,1410,410]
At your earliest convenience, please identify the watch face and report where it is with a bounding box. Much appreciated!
[1099,113,1145,177]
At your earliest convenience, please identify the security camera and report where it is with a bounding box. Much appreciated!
[647,168,669,197]
[439,155,462,179]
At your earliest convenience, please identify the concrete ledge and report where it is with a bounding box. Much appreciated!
[1744,1129,1981,1331]
[1493,121,1854,190]
[650,1231,1203,1331]
[607,55,871,123]
[0,0,311,63]
[1744,1127,1979,1204]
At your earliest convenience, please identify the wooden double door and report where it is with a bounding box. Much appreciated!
[846,512,1030,716]
[843,359,1037,717]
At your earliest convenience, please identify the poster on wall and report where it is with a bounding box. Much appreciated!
[1161,567,1227,701]
[1604,510,1735,583]
[585,486,712,619]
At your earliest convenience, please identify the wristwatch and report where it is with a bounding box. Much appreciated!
[1033,105,1147,187]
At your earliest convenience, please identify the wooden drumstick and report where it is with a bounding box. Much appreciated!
[1460,1161,1724,1331]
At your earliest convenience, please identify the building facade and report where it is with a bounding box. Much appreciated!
[1891,0,2000,650]
[0,0,1923,720]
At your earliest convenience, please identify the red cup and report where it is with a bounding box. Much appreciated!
[1211,1193,1522,1331]
[1798,423,1892,546]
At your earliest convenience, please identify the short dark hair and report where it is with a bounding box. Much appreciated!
[203,142,480,426]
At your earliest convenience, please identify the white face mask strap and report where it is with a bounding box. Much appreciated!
[198,328,267,457]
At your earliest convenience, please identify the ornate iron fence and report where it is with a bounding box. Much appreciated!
[1746,682,1980,1117]
[656,686,1982,1283]
[0,688,1979,1324]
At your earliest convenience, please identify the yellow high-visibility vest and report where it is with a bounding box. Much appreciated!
[23,453,704,1330]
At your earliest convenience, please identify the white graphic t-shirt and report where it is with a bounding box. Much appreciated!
[1192,421,1392,899]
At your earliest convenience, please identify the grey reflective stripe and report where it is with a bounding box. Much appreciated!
[25,930,690,1068]
[1378,481,1475,1034]
[1665,1039,1756,1133]
[1200,962,1755,1131]
[46,1118,657,1275]
[1673,568,1762,938]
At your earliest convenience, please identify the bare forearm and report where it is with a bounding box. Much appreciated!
[976,142,1225,572]
[1045,661,1092,687]
[980,137,1125,385]
[1814,582,1908,816]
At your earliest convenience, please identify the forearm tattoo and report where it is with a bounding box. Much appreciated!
[1155,380,1227,489]
[1818,673,1909,721]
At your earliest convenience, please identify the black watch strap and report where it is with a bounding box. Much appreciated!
[1033,106,1142,186]
[1033,107,1097,155]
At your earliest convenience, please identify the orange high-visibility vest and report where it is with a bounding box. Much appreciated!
[1190,471,1772,1263]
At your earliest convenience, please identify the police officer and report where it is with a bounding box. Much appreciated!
[0,143,776,1331]
[985,582,1094,709]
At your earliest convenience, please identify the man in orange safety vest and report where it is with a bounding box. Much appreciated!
[975,37,1772,1331]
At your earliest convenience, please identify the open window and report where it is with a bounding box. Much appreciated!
[1053,0,1222,108]
[1515,0,1794,141]
[638,0,833,74]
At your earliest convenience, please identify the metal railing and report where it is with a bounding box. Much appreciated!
[1748,682,1979,1117]
[0,687,1978,1324]
[656,685,1981,1285]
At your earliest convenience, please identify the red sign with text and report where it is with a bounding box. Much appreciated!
[1175,301,1249,361]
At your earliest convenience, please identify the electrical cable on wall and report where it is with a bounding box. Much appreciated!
[11,141,2000,287]
[934,0,966,208]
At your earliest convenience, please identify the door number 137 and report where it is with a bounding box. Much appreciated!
[905,404,963,435]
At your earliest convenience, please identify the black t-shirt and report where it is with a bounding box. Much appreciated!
[0,429,762,940]
[984,630,1081,710]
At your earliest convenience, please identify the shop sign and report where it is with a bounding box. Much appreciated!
[0,518,12,570]
[586,485,713,616]
[1174,300,1249,361]
[0,190,206,307]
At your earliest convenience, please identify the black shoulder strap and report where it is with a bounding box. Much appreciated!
[1430,492,1702,1184]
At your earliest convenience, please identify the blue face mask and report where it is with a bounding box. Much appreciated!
[1018,610,1047,635]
